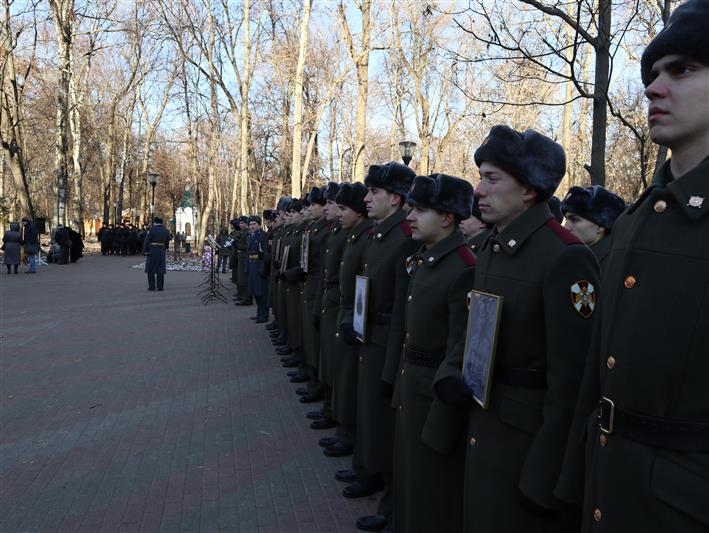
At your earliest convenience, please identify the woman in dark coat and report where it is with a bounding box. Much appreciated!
[2,222,21,273]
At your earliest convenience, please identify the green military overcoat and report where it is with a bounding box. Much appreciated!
[391,230,476,533]
[301,218,331,372]
[435,201,600,532]
[558,159,709,533]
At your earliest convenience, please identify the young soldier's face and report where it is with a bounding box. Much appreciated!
[476,162,536,231]
[248,221,259,232]
[459,215,486,238]
[563,212,604,246]
[407,205,451,244]
[645,54,709,150]
[308,203,324,220]
[364,187,399,221]
[300,208,311,221]
[337,204,361,229]
[324,200,339,221]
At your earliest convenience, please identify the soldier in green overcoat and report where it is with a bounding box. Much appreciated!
[345,162,418,532]
[459,196,490,254]
[313,183,349,414]
[434,126,600,532]
[560,185,625,267]
[557,3,709,531]
[279,199,306,366]
[390,174,476,533]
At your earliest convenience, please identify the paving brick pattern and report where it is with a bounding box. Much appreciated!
[0,255,375,532]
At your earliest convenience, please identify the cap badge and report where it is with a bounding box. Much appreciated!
[688,196,704,208]
[571,280,595,318]
[405,255,420,277]
[508,239,517,248]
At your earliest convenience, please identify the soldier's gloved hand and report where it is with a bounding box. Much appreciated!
[298,270,307,282]
[435,377,473,407]
[338,323,359,345]
[273,260,281,269]
[313,316,321,331]
[257,251,264,259]
[380,380,394,398]
[277,272,286,281]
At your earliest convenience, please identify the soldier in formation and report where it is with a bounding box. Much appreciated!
[251,4,708,529]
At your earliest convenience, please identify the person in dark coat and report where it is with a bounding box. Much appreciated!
[459,195,490,254]
[216,228,230,273]
[561,185,625,267]
[556,2,709,532]
[434,125,600,533]
[19,216,39,273]
[246,216,269,322]
[143,216,171,291]
[67,228,84,262]
[348,162,418,532]
[2,222,21,273]
[235,216,253,305]
[98,224,108,255]
[53,224,71,264]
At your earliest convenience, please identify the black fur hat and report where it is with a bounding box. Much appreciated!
[407,173,474,220]
[547,196,564,223]
[262,209,276,221]
[474,125,566,201]
[561,186,626,230]
[229,218,239,227]
[287,198,303,212]
[309,187,326,206]
[238,215,249,224]
[364,161,416,198]
[641,0,709,86]
[301,193,311,208]
[248,215,261,225]
[336,182,369,216]
[323,181,341,201]
[153,216,163,224]
[276,196,292,212]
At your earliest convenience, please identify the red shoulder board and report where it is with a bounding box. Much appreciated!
[399,220,413,237]
[546,219,582,245]
[456,245,477,266]
[366,226,375,239]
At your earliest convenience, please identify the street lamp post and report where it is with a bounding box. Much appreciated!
[148,172,158,217]
[398,140,417,167]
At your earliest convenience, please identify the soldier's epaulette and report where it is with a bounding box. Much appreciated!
[546,219,582,245]
[456,245,477,266]
[399,220,413,237]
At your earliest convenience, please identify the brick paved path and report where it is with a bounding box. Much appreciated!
[0,255,375,532]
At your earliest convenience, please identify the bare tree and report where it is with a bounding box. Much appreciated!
[290,0,312,197]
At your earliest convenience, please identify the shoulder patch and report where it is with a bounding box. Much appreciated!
[456,245,477,266]
[399,220,413,237]
[546,219,582,245]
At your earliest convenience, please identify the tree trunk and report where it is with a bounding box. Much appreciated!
[291,0,312,197]
[587,0,611,186]
[238,0,252,214]
[68,44,83,232]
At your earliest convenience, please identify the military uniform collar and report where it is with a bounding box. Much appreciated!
[490,202,552,255]
[349,218,374,242]
[311,217,330,233]
[660,157,709,221]
[417,230,466,267]
[372,209,406,241]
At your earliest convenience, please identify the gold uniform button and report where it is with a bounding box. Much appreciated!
[624,275,636,289]
[469,437,477,446]
[593,508,602,522]
[607,356,616,369]
[401,368,405,375]
[359,356,363,362]
[335,333,340,338]
[654,200,667,212]
[599,434,607,447]
[407,295,412,301]
[493,244,501,252]
[398,405,403,411]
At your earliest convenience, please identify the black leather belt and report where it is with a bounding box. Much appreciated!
[248,254,259,259]
[404,346,445,368]
[598,397,709,452]
[369,313,392,326]
[495,367,547,389]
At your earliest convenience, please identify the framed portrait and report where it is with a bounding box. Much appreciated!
[462,290,503,409]
[353,275,369,342]
[274,238,281,262]
[280,245,290,273]
[300,231,310,273]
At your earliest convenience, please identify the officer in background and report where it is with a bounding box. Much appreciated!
[346,162,417,533]
[228,218,239,286]
[267,198,290,334]
[459,196,489,254]
[434,125,600,532]
[143,216,171,291]
[557,2,709,531]
[561,185,625,267]
[391,174,476,533]
[235,216,253,306]
[246,215,269,323]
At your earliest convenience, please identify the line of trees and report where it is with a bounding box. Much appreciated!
[1,0,673,250]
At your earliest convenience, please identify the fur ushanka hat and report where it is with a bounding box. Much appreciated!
[474,125,566,202]
[364,162,416,198]
[323,181,341,202]
[336,182,369,216]
[407,173,474,220]
[561,185,626,230]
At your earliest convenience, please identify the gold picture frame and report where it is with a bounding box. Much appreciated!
[462,290,504,409]
[300,231,310,273]
[280,245,290,274]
